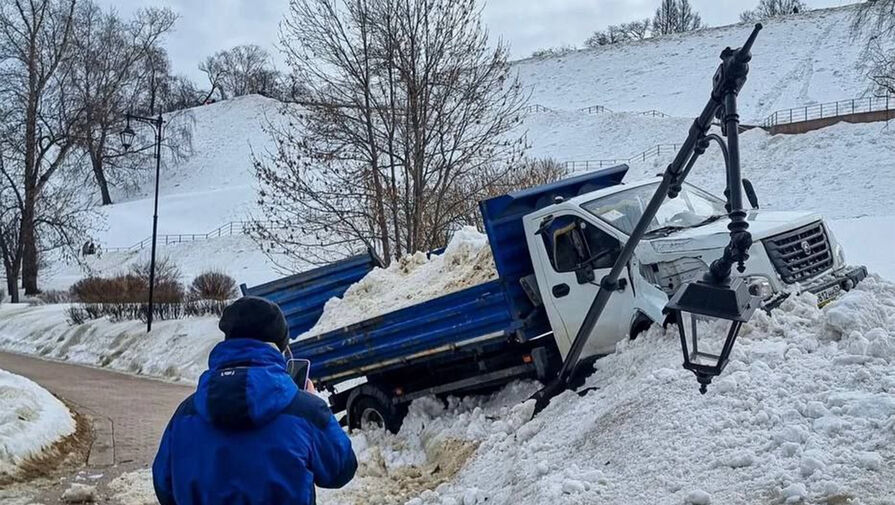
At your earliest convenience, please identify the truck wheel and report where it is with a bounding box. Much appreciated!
[347,385,406,434]
[630,313,653,341]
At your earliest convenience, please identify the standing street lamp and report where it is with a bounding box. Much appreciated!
[120,113,165,333]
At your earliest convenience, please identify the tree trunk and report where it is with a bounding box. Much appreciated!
[90,148,113,205]
[5,261,20,303]
[21,195,39,295]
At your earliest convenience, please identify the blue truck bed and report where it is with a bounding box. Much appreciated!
[241,165,629,387]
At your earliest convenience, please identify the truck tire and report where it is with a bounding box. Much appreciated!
[630,312,653,341]
[347,385,406,434]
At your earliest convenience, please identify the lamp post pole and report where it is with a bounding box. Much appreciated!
[121,113,165,332]
[531,23,763,414]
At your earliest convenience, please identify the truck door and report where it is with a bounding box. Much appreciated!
[533,212,636,359]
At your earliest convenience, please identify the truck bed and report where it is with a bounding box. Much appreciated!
[289,279,521,386]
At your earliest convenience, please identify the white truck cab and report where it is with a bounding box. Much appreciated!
[524,178,867,360]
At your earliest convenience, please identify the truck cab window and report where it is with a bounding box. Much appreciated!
[541,215,621,273]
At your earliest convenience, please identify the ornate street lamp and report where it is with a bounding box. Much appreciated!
[666,277,759,393]
[119,112,165,333]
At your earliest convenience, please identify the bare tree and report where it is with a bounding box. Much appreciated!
[69,2,178,205]
[199,44,281,101]
[652,0,703,36]
[0,0,80,295]
[740,0,807,22]
[253,0,527,268]
[852,0,895,97]
[531,45,577,58]
[585,19,651,48]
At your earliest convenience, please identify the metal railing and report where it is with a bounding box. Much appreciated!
[763,95,895,127]
[522,104,552,113]
[638,109,669,118]
[562,143,679,172]
[103,220,287,253]
[579,104,612,114]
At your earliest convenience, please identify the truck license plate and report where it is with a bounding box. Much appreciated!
[816,284,842,307]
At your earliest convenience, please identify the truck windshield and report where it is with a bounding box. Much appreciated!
[581,182,728,236]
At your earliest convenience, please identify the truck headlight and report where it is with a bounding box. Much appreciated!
[747,276,774,300]
[834,244,846,265]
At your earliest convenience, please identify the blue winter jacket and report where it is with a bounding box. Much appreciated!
[152,339,357,505]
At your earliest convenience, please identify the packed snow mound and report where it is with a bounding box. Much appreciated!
[109,468,157,505]
[388,276,895,505]
[515,5,884,121]
[302,227,497,338]
[0,369,76,478]
[0,304,221,383]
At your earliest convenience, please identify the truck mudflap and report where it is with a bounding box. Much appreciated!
[765,265,868,310]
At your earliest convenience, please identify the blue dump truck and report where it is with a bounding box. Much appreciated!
[243,165,866,432]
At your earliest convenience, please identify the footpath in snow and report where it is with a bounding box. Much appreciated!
[0,369,76,480]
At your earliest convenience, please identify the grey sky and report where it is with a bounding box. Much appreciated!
[99,0,853,86]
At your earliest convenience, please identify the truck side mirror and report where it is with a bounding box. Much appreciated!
[742,178,759,209]
[575,264,595,285]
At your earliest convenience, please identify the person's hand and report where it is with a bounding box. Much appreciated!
[305,379,317,393]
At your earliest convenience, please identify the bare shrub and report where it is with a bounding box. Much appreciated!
[190,271,237,301]
[33,290,70,304]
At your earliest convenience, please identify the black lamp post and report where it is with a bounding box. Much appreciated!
[531,24,764,414]
[119,113,165,333]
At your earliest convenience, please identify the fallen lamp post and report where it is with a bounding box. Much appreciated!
[119,113,165,333]
[531,23,764,414]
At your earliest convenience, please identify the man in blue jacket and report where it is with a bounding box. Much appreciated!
[152,296,357,505]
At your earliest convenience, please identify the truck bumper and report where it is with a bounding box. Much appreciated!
[806,265,868,306]
[765,265,867,310]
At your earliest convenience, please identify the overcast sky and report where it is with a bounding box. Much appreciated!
[98,0,853,86]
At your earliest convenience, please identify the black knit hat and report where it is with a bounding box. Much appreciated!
[219,296,289,351]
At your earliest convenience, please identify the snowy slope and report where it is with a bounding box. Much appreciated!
[0,368,76,478]
[99,94,280,245]
[516,5,880,122]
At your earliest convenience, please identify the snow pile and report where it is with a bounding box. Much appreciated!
[0,368,76,478]
[318,381,539,505]
[109,469,157,505]
[0,304,221,383]
[302,227,497,338]
[403,276,895,505]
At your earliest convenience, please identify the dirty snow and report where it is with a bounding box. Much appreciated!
[302,226,497,338]
[109,468,157,505]
[0,368,76,479]
[0,304,221,383]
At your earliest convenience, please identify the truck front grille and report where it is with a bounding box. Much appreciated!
[764,222,833,284]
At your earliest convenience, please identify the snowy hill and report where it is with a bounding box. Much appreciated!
[516,5,878,122]
[46,3,894,290]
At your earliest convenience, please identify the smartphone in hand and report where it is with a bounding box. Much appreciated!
[286,358,311,390]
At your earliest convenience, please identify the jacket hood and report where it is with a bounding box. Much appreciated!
[194,339,298,430]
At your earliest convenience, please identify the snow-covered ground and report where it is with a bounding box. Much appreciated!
[393,278,895,505]
[0,304,220,383]
[0,369,76,479]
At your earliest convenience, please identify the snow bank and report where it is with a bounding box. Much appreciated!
[0,369,76,478]
[302,227,497,338]
[395,276,895,505]
[0,304,220,383]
